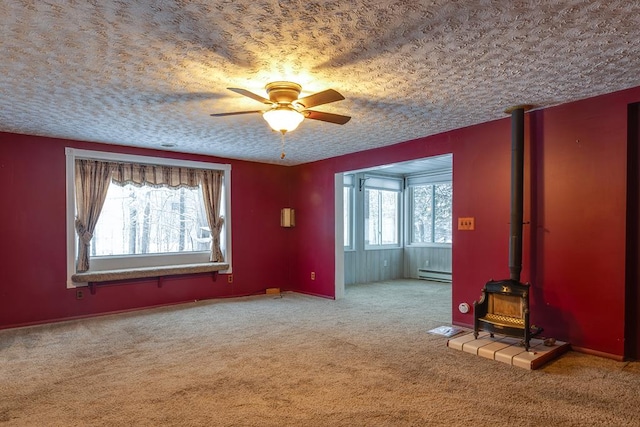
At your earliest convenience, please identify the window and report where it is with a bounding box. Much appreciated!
[92,183,220,256]
[408,177,452,245]
[65,148,232,287]
[343,174,354,249]
[364,176,401,248]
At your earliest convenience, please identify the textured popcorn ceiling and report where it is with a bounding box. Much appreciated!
[1,1,640,165]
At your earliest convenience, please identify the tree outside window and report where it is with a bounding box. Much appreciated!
[410,183,452,244]
[365,188,399,246]
[92,183,220,256]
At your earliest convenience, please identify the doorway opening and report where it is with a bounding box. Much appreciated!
[334,154,453,302]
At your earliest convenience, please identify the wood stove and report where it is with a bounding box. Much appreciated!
[473,279,531,349]
[473,105,541,350]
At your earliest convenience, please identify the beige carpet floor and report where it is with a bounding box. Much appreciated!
[1,280,638,426]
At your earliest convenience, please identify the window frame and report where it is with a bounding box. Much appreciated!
[405,170,452,247]
[343,174,355,251]
[65,148,232,288]
[363,174,403,250]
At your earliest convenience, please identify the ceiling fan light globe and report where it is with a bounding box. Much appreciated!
[263,108,304,133]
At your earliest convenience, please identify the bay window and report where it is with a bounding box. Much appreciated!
[65,148,232,287]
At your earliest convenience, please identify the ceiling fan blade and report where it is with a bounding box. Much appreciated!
[210,110,263,117]
[296,89,345,108]
[227,88,272,104]
[304,110,351,125]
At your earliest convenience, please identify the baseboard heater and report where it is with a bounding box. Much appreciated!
[417,269,452,282]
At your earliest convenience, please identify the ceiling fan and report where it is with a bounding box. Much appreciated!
[210,81,351,135]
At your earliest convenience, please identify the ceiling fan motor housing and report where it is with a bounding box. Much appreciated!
[265,81,302,104]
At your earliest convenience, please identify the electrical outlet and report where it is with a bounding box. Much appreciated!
[227,275,233,283]
[458,217,475,230]
[311,272,315,280]
[76,290,84,300]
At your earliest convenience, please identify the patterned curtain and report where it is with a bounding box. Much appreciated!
[199,170,225,262]
[74,159,114,272]
[75,160,223,267]
[112,163,199,188]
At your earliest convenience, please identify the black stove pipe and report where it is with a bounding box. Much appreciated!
[507,105,530,282]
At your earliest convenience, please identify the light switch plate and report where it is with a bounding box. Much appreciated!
[458,217,475,230]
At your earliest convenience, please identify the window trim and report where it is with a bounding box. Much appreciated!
[65,148,232,288]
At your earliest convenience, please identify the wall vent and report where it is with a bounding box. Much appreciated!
[417,269,452,282]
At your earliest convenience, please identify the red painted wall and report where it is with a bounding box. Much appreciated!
[288,86,640,358]
[0,133,292,328]
[2,85,639,357]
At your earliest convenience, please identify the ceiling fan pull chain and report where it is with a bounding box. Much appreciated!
[280,131,286,159]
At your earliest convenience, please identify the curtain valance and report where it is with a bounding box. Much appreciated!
[112,162,200,188]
